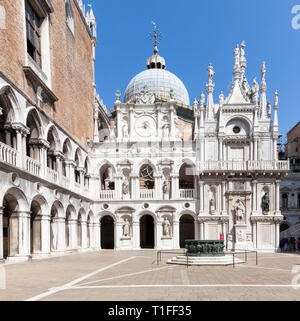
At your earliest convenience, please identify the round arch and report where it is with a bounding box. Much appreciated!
[179,212,195,248]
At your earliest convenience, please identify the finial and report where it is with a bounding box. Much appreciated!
[267,100,271,116]
[149,21,162,55]
[274,89,279,108]
[200,91,205,107]
[193,98,198,110]
[261,61,266,81]
[219,92,224,105]
[115,90,121,101]
[252,77,259,104]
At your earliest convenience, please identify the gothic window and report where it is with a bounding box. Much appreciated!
[65,0,74,35]
[282,194,288,209]
[25,1,42,67]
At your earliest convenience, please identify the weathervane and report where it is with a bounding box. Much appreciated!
[148,21,162,53]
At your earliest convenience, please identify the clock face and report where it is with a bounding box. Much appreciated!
[135,116,156,137]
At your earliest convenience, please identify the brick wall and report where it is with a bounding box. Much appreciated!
[0,0,95,149]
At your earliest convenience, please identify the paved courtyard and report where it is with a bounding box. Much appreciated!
[0,250,300,301]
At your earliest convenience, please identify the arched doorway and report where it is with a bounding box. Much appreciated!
[77,213,82,248]
[50,205,58,251]
[101,216,114,249]
[140,215,155,249]
[179,214,195,248]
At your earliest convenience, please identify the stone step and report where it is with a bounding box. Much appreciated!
[167,255,244,266]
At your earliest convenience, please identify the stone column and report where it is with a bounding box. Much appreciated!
[115,221,122,249]
[252,180,258,214]
[275,221,280,250]
[94,222,100,249]
[275,180,281,214]
[115,175,122,200]
[222,181,227,215]
[16,129,23,167]
[129,106,134,138]
[199,220,204,240]
[254,138,258,161]
[40,215,51,255]
[173,219,179,249]
[55,217,66,252]
[155,175,162,200]
[81,220,87,249]
[171,175,179,199]
[5,130,11,146]
[252,220,257,249]
[132,220,140,250]
[9,211,31,258]
[199,181,204,214]
[219,138,223,161]
[0,207,3,260]
[94,111,99,142]
[156,220,162,250]
[69,219,78,250]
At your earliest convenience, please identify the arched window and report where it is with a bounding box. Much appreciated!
[65,0,74,35]
[140,165,154,190]
[282,194,288,210]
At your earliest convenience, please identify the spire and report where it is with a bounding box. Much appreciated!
[273,90,279,132]
[219,92,224,107]
[260,61,267,118]
[240,41,247,78]
[193,98,199,138]
[206,64,215,120]
[147,22,165,69]
[233,44,241,81]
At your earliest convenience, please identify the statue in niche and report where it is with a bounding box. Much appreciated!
[209,197,216,214]
[163,217,171,237]
[162,180,170,195]
[162,124,169,138]
[122,123,128,138]
[262,192,270,213]
[122,218,130,238]
[235,199,245,223]
[122,177,130,195]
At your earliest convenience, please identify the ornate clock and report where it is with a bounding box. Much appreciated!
[134,116,156,137]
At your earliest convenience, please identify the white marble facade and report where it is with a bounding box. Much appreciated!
[0,42,289,262]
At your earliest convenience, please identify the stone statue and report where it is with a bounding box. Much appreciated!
[234,44,240,66]
[163,217,171,237]
[122,177,129,195]
[162,180,170,195]
[252,77,259,104]
[207,63,215,84]
[122,123,128,138]
[210,197,216,214]
[235,199,245,223]
[262,192,270,213]
[122,218,130,237]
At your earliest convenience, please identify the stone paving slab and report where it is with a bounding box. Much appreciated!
[0,250,300,301]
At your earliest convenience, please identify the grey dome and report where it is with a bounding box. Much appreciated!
[124,68,190,106]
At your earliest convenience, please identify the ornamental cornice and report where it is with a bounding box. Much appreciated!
[250,215,283,223]
[5,122,30,135]
[198,216,229,223]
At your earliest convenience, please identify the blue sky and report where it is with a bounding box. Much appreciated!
[88,0,300,137]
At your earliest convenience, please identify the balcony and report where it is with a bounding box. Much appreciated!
[99,190,115,200]
[25,156,41,177]
[179,189,195,199]
[0,142,18,167]
[47,167,58,184]
[198,160,290,172]
[140,189,154,199]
